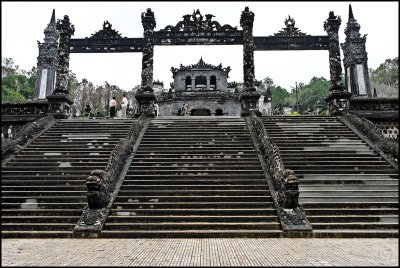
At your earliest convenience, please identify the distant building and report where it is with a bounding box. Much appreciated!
[157,57,241,116]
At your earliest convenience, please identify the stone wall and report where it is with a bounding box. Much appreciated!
[174,69,227,92]
[371,120,399,140]
[158,97,240,116]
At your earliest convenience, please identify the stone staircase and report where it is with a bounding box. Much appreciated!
[102,116,282,238]
[262,116,398,238]
[1,118,135,238]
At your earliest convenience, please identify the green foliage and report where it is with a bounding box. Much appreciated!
[297,77,330,112]
[1,85,25,102]
[319,110,328,116]
[288,111,301,116]
[270,86,289,111]
[1,58,36,103]
[370,57,399,85]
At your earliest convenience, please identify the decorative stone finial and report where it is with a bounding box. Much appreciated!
[349,4,354,20]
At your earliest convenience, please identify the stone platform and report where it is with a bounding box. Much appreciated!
[2,238,398,266]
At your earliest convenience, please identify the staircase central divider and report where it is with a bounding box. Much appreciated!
[247,112,312,236]
[73,114,151,237]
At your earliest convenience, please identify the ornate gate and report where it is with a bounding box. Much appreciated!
[35,5,369,117]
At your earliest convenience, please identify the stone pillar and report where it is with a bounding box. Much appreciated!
[239,6,260,116]
[48,14,75,118]
[191,77,195,91]
[341,4,371,97]
[324,11,352,116]
[35,9,59,100]
[140,8,156,91]
[206,77,210,91]
[135,8,157,117]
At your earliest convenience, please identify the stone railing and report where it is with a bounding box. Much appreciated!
[249,112,312,235]
[1,115,56,162]
[250,112,299,208]
[74,114,150,237]
[340,113,399,167]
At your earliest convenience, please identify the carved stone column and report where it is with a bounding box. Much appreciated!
[35,9,59,100]
[135,8,156,116]
[239,7,260,116]
[324,11,352,116]
[341,5,371,97]
[206,77,210,91]
[48,15,74,119]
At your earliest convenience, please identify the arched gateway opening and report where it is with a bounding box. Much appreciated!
[191,108,211,116]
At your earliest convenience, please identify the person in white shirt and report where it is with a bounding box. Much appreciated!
[121,94,128,117]
[154,102,159,117]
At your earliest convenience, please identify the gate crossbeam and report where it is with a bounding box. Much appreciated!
[254,36,330,51]
[69,38,145,53]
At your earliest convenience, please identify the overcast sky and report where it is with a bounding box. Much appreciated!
[1,1,398,92]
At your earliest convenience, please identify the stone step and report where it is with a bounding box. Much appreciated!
[2,166,106,171]
[304,207,398,215]
[292,170,397,174]
[121,179,267,185]
[306,215,398,223]
[2,216,80,224]
[114,196,273,202]
[2,186,85,191]
[2,202,86,209]
[113,201,274,209]
[110,208,277,216]
[133,154,260,159]
[301,202,398,208]
[2,196,87,202]
[2,209,84,216]
[311,229,398,238]
[299,185,398,190]
[127,170,264,174]
[116,189,269,196]
[113,185,269,190]
[299,196,398,202]
[101,229,283,238]
[1,223,76,231]
[310,223,398,229]
[284,160,388,165]
[2,191,87,197]
[128,165,263,171]
[106,215,279,223]
[104,222,281,230]
[131,160,261,164]
[298,174,397,180]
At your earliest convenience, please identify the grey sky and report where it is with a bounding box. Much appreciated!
[1,1,398,91]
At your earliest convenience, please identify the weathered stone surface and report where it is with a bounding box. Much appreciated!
[341,5,371,97]
[75,114,149,235]
[54,15,75,95]
[250,112,299,209]
[1,115,56,160]
[274,16,310,37]
[341,113,399,163]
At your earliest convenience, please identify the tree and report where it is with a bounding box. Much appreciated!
[297,77,330,112]
[370,57,399,85]
[369,57,399,97]
[1,57,35,102]
[1,57,19,78]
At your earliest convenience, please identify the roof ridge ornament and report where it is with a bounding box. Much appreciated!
[160,9,238,32]
[88,20,125,39]
[274,15,310,37]
[170,57,231,74]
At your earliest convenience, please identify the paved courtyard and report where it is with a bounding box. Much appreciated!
[2,238,398,266]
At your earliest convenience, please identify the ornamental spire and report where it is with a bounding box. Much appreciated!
[348,4,354,20]
[50,9,55,24]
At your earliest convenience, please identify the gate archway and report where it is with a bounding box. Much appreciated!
[36,5,365,117]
